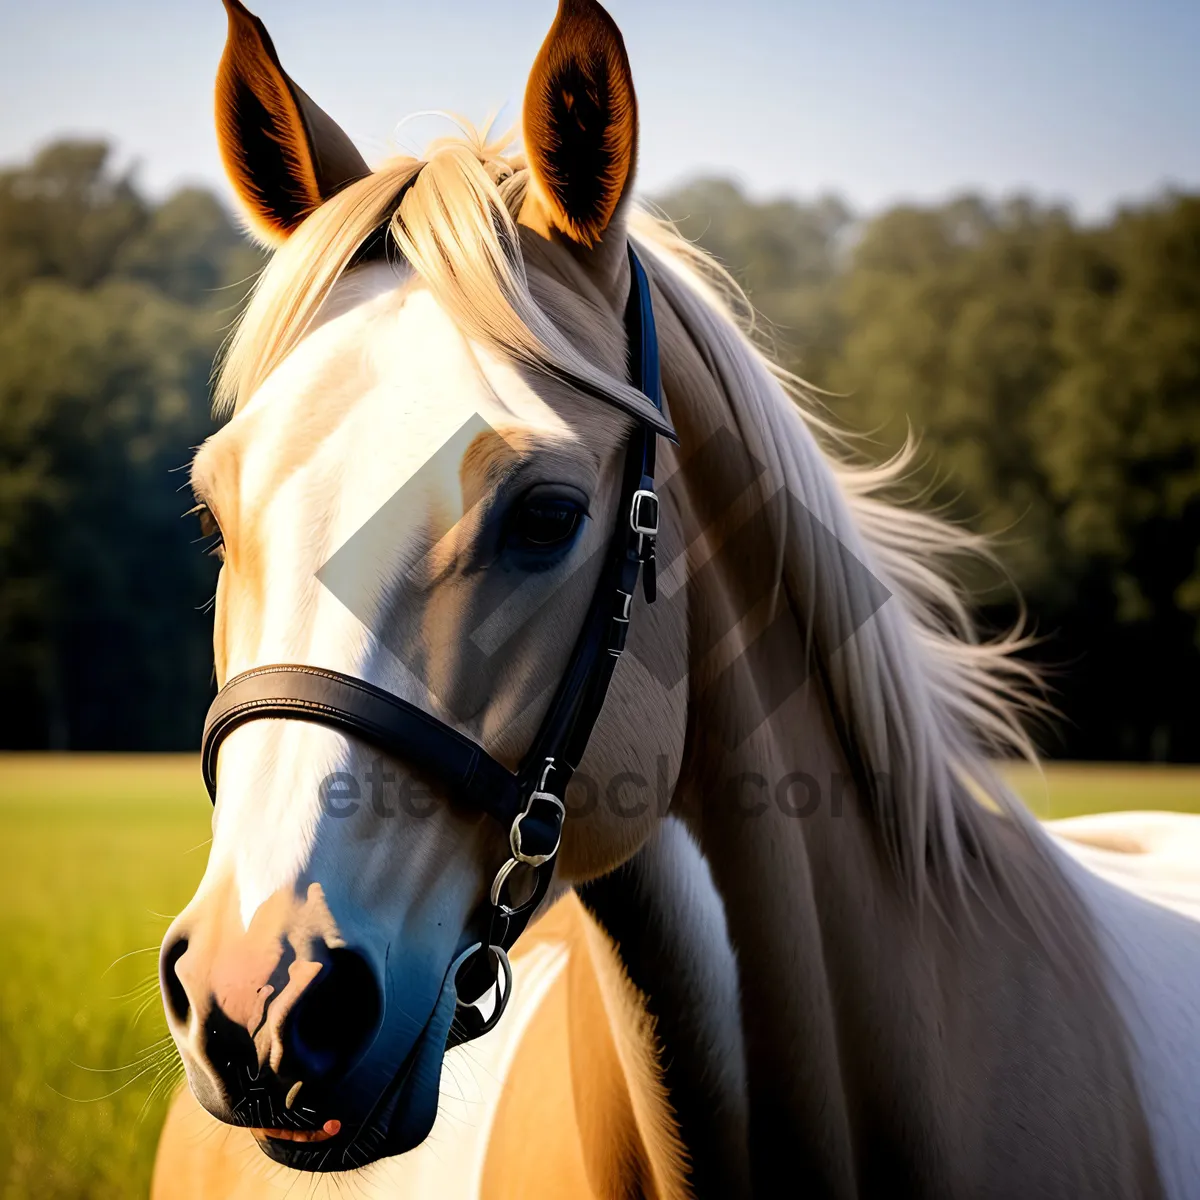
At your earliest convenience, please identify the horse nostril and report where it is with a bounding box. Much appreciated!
[160,935,190,1025]
[285,949,382,1082]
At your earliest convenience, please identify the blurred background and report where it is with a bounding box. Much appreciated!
[1,0,1197,1195]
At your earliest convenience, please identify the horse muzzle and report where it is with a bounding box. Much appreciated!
[159,887,505,1170]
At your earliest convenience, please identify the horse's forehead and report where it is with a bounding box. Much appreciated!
[202,274,581,523]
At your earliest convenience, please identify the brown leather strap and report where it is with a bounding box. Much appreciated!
[202,663,522,824]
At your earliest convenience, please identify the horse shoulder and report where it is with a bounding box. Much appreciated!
[481,890,691,1199]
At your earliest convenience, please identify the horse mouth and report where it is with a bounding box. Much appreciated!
[252,1119,342,1144]
[252,1030,434,1170]
[256,1129,360,1171]
[250,960,463,1172]
[255,1120,365,1170]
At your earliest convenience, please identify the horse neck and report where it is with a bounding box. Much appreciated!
[679,655,897,1192]
[678,657,1165,1198]
[649,273,1161,1197]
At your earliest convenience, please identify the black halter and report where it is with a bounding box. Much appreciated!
[200,244,669,1045]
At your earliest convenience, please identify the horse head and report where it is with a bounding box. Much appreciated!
[159,0,687,1170]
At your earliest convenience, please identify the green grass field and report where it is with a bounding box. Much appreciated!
[0,757,210,1200]
[1,755,1198,1199]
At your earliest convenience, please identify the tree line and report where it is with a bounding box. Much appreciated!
[1,142,1195,758]
[0,142,260,748]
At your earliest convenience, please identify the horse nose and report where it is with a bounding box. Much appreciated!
[160,931,192,1029]
[160,916,383,1103]
[199,947,382,1100]
[283,948,382,1081]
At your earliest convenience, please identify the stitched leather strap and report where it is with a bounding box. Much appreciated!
[202,664,523,823]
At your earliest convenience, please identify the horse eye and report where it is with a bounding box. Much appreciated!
[508,495,585,552]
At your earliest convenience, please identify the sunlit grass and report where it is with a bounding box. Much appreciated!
[0,755,209,1199]
[0,754,1196,1198]
[1001,761,1200,821]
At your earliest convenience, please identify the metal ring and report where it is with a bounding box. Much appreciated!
[489,856,540,916]
[452,945,513,1041]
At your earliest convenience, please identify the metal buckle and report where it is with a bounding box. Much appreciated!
[630,489,660,537]
[487,761,564,916]
[509,759,565,867]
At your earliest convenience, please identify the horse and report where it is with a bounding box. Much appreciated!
[155,0,1200,1195]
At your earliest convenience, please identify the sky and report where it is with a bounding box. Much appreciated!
[2,0,1198,219]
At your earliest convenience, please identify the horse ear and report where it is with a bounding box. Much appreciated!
[521,0,638,249]
[215,0,369,244]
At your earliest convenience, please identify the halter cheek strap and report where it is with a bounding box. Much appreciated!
[200,244,670,1046]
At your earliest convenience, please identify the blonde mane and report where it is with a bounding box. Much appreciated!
[216,126,1055,910]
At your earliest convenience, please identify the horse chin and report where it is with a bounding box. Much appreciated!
[254,952,463,1173]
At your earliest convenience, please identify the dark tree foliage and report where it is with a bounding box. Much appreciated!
[0,142,263,748]
[657,180,1200,761]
